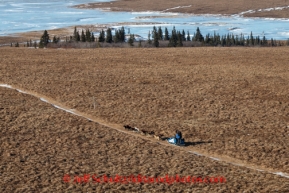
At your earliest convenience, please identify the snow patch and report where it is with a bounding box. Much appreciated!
[163,5,192,12]
[0,84,12,88]
[16,89,27,94]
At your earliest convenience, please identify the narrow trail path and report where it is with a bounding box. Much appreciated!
[1,83,289,179]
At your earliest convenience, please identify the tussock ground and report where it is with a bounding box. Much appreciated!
[75,0,289,18]
[1,47,289,192]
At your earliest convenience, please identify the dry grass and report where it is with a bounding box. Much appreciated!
[75,0,289,17]
[1,47,289,192]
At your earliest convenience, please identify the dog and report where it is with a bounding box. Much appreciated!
[124,125,141,132]
[154,134,164,140]
[154,135,160,140]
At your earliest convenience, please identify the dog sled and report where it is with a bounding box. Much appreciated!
[167,137,185,146]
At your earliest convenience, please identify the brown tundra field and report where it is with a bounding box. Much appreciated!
[1,47,289,192]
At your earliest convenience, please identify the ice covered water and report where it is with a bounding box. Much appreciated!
[0,0,289,39]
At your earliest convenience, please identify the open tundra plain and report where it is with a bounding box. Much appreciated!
[1,47,289,192]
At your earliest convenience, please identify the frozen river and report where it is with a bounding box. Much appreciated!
[1,0,289,39]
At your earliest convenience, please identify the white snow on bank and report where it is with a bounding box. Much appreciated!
[209,157,220,161]
[237,5,289,17]
[0,84,12,88]
[52,104,77,115]
[40,98,48,103]
[16,89,27,94]
[273,172,289,178]
[162,5,192,12]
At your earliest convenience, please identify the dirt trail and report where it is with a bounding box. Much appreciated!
[1,83,289,180]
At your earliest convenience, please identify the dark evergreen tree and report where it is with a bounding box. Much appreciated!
[221,36,226,47]
[15,42,19,47]
[86,29,91,42]
[194,27,204,42]
[147,30,152,44]
[153,30,159,47]
[182,29,186,41]
[114,30,120,43]
[164,27,169,40]
[128,34,134,46]
[53,36,59,43]
[91,32,95,42]
[262,36,267,46]
[186,31,191,41]
[106,28,112,43]
[76,31,80,42]
[249,31,254,46]
[39,30,50,48]
[81,30,86,42]
[152,26,157,39]
[73,27,77,41]
[177,31,183,47]
[158,27,163,40]
[120,26,125,42]
[98,30,105,42]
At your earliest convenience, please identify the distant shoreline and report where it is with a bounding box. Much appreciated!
[73,0,289,19]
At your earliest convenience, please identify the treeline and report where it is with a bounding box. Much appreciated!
[11,26,289,48]
[149,26,285,47]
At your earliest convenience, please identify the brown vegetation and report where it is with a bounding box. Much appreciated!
[75,0,289,18]
[1,47,289,191]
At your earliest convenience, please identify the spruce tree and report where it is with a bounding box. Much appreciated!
[147,30,152,44]
[262,36,267,46]
[73,27,77,41]
[164,27,169,40]
[81,30,86,42]
[114,30,120,43]
[106,28,112,43]
[53,36,59,43]
[86,29,91,42]
[249,31,254,46]
[158,27,163,40]
[76,31,80,42]
[177,31,183,47]
[99,30,105,42]
[182,29,186,41]
[153,30,159,47]
[39,30,50,48]
[120,26,125,42]
[128,34,134,46]
[194,27,204,42]
[186,31,191,41]
[91,32,95,42]
[152,26,157,39]
[169,27,177,47]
